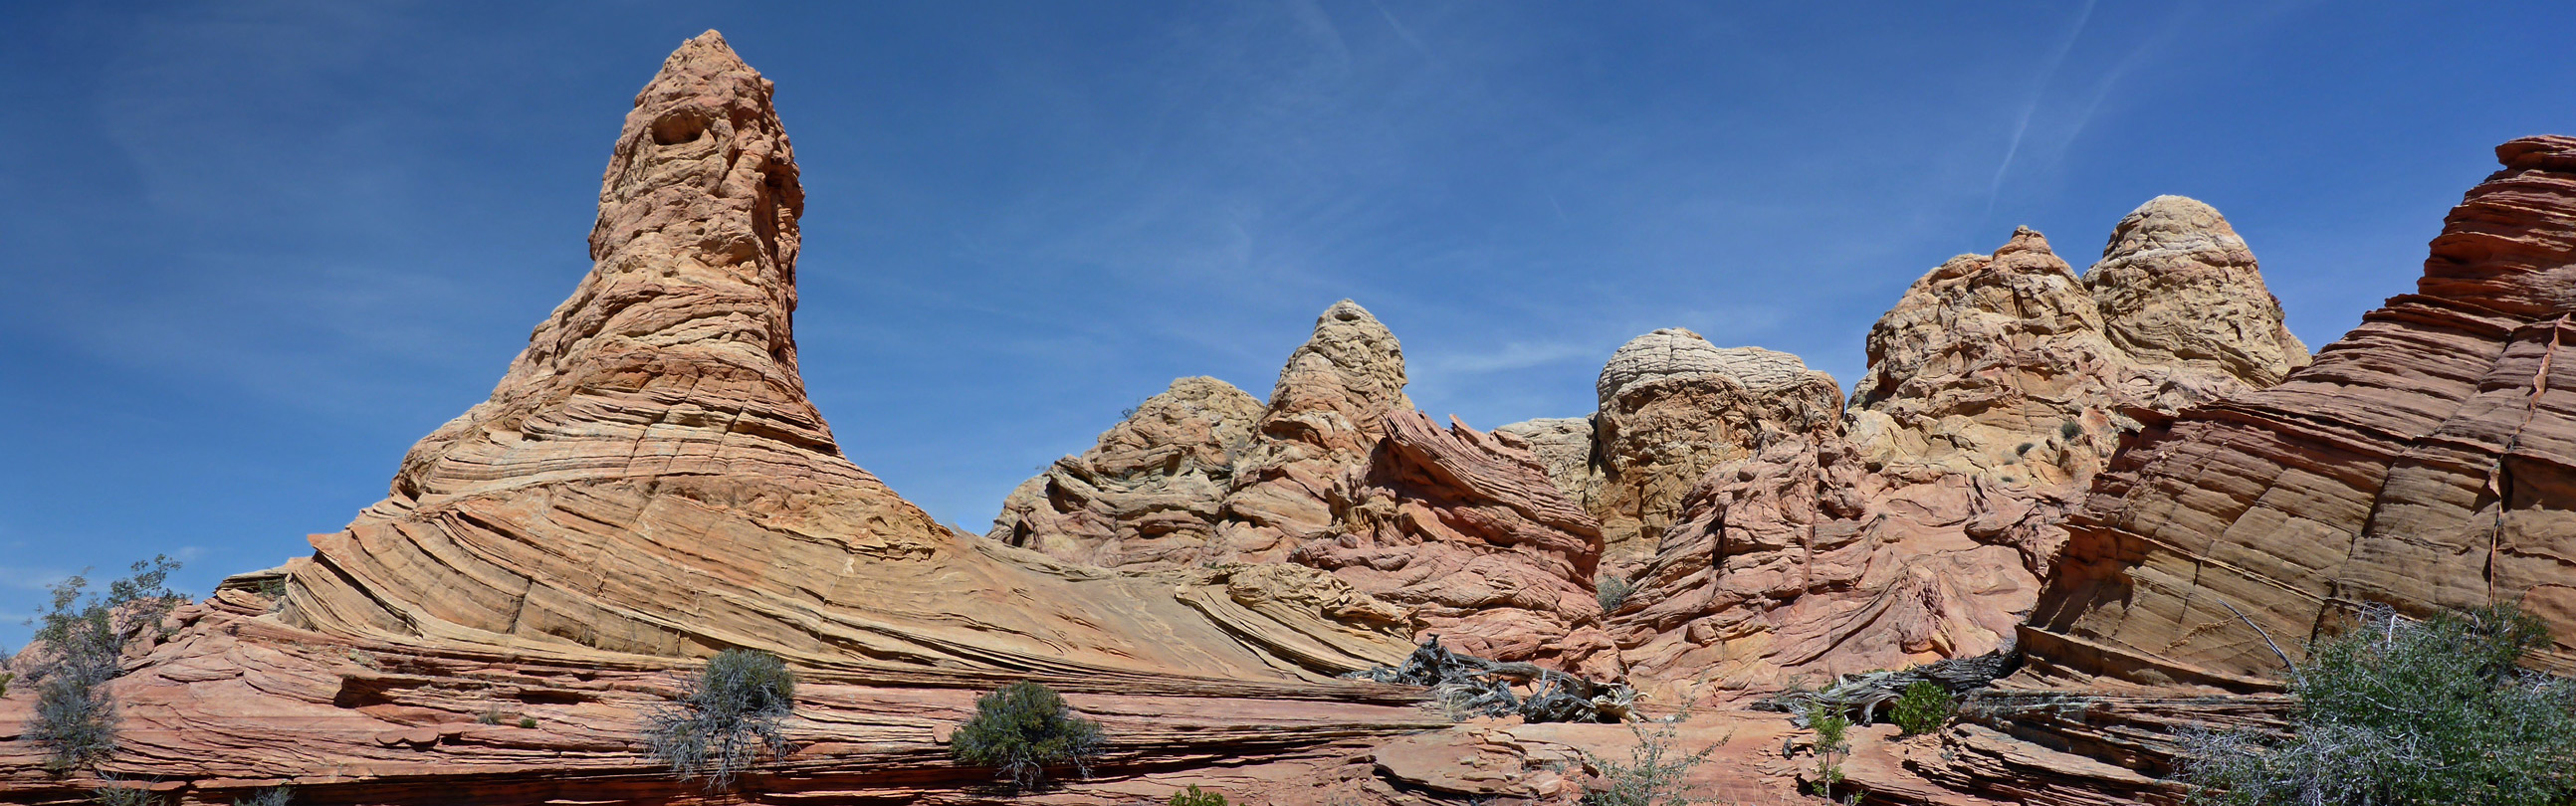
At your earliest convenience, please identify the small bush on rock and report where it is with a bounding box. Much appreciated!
[1890,680,1955,735]
[1805,702,1851,803]
[233,786,292,806]
[1597,573,1635,614]
[644,648,796,790]
[2177,602,2576,806]
[30,556,182,772]
[1583,721,1712,806]
[951,681,1106,790]
[1169,784,1227,806]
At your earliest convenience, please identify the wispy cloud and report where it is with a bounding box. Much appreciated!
[1982,0,2098,224]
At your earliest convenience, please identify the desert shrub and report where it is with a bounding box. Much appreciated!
[1169,784,1227,806]
[1805,702,1851,802]
[1597,574,1635,614]
[644,648,796,790]
[477,705,506,725]
[1890,680,1955,735]
[951,681,1106,790]
[1583,720,1712,806]
[2177,602,2576,806]
[90,780,161,806]
[233,786,292,806]
[519,715,537,729]
[29,556,182,772]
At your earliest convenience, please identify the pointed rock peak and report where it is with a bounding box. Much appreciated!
[1267,299,1409,414]
[1994,225,2068,269]
[2086,194,2306,385]
[1595,328,1818,404]
[390,30,850,504]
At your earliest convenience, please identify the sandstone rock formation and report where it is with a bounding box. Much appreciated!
[2087,195,2311,390]
[987,302,1613,669]
[1307,411,1615,675]
[1852,137,2576,806]
[1216,301,1415,564]
[1588,330,1843,562]
[0,32,1469,804]
[2027,136,2576,684]
[988,376,1264,566]
[1609,201,2307,702]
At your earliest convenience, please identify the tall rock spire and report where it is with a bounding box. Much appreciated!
[276,34,1415,682]
[390,30,849,505]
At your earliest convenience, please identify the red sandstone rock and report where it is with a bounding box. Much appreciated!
[988,302,1612,669]
[1610,203,2305,703]
[2030,135,2576,683]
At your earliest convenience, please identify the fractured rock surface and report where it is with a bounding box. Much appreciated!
[992,302,1612,669]
[2029,136,2576,683]
[1610,201,2306,701]
[0,32,1454,805]
[987,376,1265,567]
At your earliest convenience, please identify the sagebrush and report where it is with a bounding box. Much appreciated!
[951,681,1106,790]
[1583,720,1712,806]
[29,556,182,772]
[1597,574,1636,614]
[1169,784,1227,806]
[233,786,293,806]
[2176,602,2576,806]
[643,648,796,790]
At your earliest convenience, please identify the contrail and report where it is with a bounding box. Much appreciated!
[1982,0,2097,226]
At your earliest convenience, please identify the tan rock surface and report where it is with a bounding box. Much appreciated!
[2087,195,2310,389]
[0,32,1475,804]
[1612,204,2306,701]
[1307,411,1614,674]
[1494,416,1600,511]
[2029,136,2576,683]
[1215,300,1415,564]
[986,302,1611,668]
[987,376,1264,566]
[1592,329,1845,563]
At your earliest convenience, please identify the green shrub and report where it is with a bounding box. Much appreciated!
[1597,574,1635,614]
[951,682,1106,790]
[31,556,182,772]
[1582,721,1712,806]
[2177,602,2576,806]
[644,649,796,790]
[519,715,537,729]
[90,780,161,806]
[233,786,292,806]
[1169,784,1227,806]
[1805,702,1851,802]
[1890,680,1955,735]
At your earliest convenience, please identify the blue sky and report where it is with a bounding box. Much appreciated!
[4,1,2573,646]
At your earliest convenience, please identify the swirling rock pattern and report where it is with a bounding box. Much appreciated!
[0,33,1457,805]
[2029,136,2576,683]
[1609,202,2305,703]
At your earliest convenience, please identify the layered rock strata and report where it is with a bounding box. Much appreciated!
[0,32,1465,804]
[991,302,1611,669]
[988,377,1264,567]
[1588,330,1844,563]
[1862,136,2576,806]
[2027,136,2576,683]
[1608,202,2306,700]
